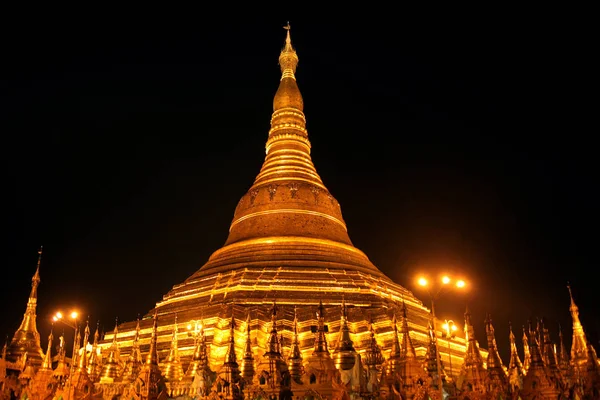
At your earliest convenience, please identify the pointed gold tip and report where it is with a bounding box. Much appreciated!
[278,22,298,79]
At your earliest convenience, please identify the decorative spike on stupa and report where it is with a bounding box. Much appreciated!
[457,306,486,392]
[400,301,417,360]
[225,314,238,366]
[522,325,531,372]
[121,317,143,383]
[87,321,101,382]
[99,318,122,382]
[183,318,208,383]
[241,313,255,382]
[527,320,544,368]
[507,322,525,390]
[40,327,54,371]
[265,301,281,357]
[363,317,383,369]
[53,333,70,378]
[536,317,544,359]
[313,301,330,355]
[485,313,506,371]
[385,313,402,378]
[567,284,589,367]
[484,313,508,390]
[541,320,561,379]
[72,324,81,367]
[137,311,166,398]
[333,299,356,371]
[163,314,183,382]
[5,247,45,366]
[288,306,303,381]
[557,324,570,373]
[521,319,563,399]
[218,313,241,391]
[77,319,90,371]
[424,320,443,378]
[146,311,159,366]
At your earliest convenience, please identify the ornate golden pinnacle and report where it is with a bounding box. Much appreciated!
[279,22,298,77]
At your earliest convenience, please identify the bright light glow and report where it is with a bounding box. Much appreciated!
[442,276,451,284]
[452,324,458,331]
[418,277,428,287]
[442,323,449,330]
[70,311,78,319]
[52,316,58,322]
[187,324,192,330]
[55,312,63,319]
[456,280,466,288]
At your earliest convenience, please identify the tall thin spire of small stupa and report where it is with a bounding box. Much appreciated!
[522,325,531,372]
[333,299,356,371]
[6,247,45,366]
[163,314,183,382]
[567,284,588,366]
[240,313,255,383]
[288,306,303,381]
[507,322,525,390]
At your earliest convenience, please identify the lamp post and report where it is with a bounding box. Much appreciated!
[417,275,466,400]
[53,310,79,400]
[441,319,457,382]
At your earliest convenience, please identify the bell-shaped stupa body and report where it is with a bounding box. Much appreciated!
[103,25,468,376]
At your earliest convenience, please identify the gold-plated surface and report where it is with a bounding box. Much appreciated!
[5,248,45,366]
[3,25,600,400]
[98,25,467,386]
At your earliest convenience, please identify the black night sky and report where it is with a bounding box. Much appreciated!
[1,14,596,363]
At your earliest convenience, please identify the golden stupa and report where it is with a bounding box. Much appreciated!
[103,25,468,376]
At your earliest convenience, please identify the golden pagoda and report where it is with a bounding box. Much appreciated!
[4,247,45,368]
[104,23,465,382]
[3,23,600,400]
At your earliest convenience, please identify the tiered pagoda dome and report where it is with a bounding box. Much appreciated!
[106,26,464,374]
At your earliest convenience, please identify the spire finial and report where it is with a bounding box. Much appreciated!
[278,21,299,80]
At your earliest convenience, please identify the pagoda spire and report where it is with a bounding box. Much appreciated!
[219,313,241,394]
[567,284,588,366]
[32,327,57,397]
[484,313,508,391]
[137,311,167,398]
[87,322,101,382]
[265,301,281,357]
[288,306,303,381]
[6,247,45,366]
[333,299,356,371]
[521,320,562,398]
[507,322,524,391]
[240,313,255,383]
[424,320,444,381]
[400,301,416,360]
[220,22,362,253]
[184,317,210,383]
[146,311,159,366]
[99,318,122,382]
[40,327,54,371]
[52,332,70,379]
[457,306,486,392]
[522,325,531,372]
[541,320,561,380]
[363,316,383,371]
[122,316,143,383]
[312,301,330,356]
[557,324,570,373]
[163,314,183,382]
[77,319,90,371]
[386,313,402,378]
